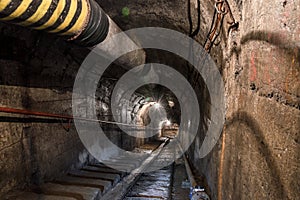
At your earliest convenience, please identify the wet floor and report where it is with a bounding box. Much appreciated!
[123,140,175,200]
[124,166,173,200]
[123,138,190,200]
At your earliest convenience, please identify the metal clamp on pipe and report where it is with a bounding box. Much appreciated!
[0,0,108,46]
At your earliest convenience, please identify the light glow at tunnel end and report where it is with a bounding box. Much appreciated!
[153,102,161,109]
[72,27,225,173]
[165,120,171,126]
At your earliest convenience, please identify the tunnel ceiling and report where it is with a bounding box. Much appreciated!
[97,0,232,112]
[96,0,230,80]
[0,0,233,91]
[100,0,217,27]
[95,0,236,127]
[98,0,215,44]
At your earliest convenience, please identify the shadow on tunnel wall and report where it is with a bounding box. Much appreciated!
[241,30,300,57]
[228,30,300,111]
[241,30,299,108]
[224,111,296,199]
[229,30,300,65]
[0,32,88,91]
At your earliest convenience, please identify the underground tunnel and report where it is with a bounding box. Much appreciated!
[0,0,299,199]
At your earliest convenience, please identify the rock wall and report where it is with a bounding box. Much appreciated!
[0,22,148,196]
[0,24,90,196]
[189,0,299,199]
[222,1,299,199]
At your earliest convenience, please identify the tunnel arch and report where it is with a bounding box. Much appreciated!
[1,0,299,199]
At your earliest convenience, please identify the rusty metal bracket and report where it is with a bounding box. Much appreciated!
[204,0,238,53]
[190,0,238,88]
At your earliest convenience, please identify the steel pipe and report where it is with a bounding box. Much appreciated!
[0,0,108,45]
[0,0,146,68]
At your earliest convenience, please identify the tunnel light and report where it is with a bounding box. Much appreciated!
[168,100,175,108]
[153,102,161,109]
[101,103,109,112]
[165,120,171,126]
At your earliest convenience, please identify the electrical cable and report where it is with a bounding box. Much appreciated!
[187,0,201,84]
[0,106,159,129]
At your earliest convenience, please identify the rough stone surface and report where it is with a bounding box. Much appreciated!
[189,0,300,200]
[0,23,90,197]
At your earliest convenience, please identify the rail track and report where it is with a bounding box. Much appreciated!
[4,137,209,200]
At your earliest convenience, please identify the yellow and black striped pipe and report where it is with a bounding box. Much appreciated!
[0,0,109,46]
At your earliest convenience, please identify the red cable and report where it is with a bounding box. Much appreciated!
[0,106,73,119]
[0,106,159,129]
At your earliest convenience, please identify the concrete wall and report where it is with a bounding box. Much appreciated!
[0,24,90,196]
[0,22,148,196]
[189,0,299,199]
[222,1,299,199]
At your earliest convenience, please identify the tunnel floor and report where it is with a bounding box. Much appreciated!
[3,137,206,200]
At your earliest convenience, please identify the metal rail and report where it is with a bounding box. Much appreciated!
[101,138,170,200]
[176,140,197,187]
[183,153,197,187]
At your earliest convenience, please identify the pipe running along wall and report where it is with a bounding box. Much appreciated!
[0,0,146,67]
[0,0,108,46]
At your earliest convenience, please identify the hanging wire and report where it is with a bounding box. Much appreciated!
[187,0,201,82]
[0,106,159,130]
[191,1,226,87]
[188,0,201,37]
